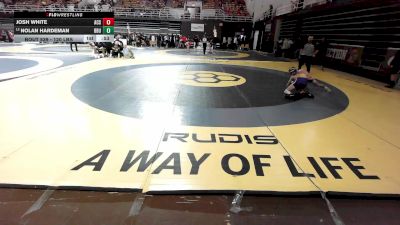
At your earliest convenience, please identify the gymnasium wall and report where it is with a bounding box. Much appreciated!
[277,0,400,76]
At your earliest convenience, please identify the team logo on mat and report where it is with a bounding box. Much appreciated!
[179,71,246,87]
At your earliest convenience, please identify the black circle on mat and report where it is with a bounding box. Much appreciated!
[71,63,349,127]
[0,58,38,74]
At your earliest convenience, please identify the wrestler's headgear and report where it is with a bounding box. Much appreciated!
[288,67,298,75]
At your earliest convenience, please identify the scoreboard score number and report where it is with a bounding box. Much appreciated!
[103,18,115,26]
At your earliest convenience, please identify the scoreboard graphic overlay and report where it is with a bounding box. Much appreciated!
[14,12,114,43]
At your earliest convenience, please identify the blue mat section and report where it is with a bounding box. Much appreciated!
[0,58,38,74]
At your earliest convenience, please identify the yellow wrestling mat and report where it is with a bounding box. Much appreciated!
[0,44,399,196]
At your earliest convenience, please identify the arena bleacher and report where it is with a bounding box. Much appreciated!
[199,0,250,16]
[0,0,253,23]
[0,0,249,15]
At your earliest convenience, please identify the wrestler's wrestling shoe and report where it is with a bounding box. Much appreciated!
[305,92,314,98]
[284,94,296,99]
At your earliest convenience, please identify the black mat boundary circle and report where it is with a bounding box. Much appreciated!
[71,63,349,127]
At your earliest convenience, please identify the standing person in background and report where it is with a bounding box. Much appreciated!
[157,34,161,48]
[176,35,180,48]
[238,35,244,50]
[170,34,175,48]
[178,35,182,48]
[315,37,328,71]
[275,38,283,57]
[70,42,78,52]
[282,38,293,58]
[202,35,208,55]
[194,35,199,49]
[181,35,188,48]
[233,35,238,50]
[164,34,169,48]
[266,35,274,53]
[293,37,303,59]
[151,35,156,47]
[186,37,191,53]
[386,51,400,88]
[213,36,219,51]
[208,38,214,54]
[298,36,317,73]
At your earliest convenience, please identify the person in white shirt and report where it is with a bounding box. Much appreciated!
[186,38,191,53]
[282,38,293,58]
[202,36,208,55]
[233,36,238,50]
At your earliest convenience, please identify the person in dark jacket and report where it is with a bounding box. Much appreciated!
[386,51,400,88]
[194,35,199,49]
[315,37,328,71]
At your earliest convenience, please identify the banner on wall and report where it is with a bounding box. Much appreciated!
[378,47,400,74]
[326,44,364,67]
[191,23,204,32]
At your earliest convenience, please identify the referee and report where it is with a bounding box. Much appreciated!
[202,35,207,55]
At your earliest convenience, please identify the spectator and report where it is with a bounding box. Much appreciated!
[194,35,199,49]
[186,36,191,52]
[275,38,283,57]
[233,35,238,50]
[268,4,273,18]
[157,34,162,48]
[293,37,304,59]
[180,35,187,48]
[282,38,293,58]
[265,35,274,53]
[298,0,304,9]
